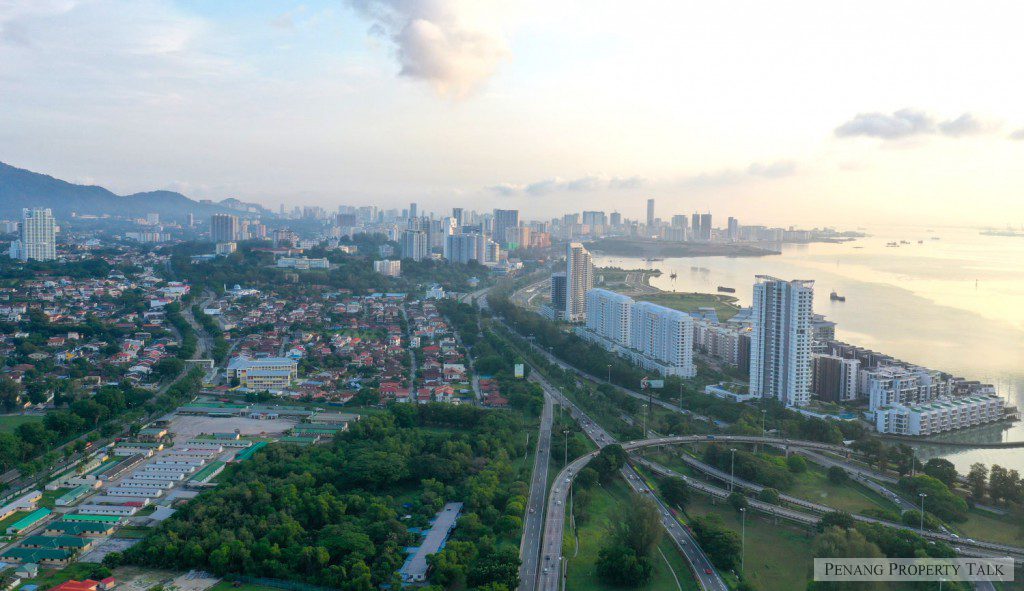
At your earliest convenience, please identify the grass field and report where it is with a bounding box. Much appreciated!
[0,414,42,432]
[785,464,900,515]
[39,487,70,509]
[563,478,699,591]
[683,494,816,591]
[636,292,741,321]
[955,507,1024,546]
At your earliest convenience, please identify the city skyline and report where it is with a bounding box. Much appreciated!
[5,1,1024,226]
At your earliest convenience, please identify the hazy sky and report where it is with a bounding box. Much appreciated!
[3,0,1024,226]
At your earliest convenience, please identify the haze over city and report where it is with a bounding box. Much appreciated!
[4,0,1024,225]
[3,2,1024,591]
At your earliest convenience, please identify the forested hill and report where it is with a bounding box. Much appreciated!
[0,161,270,221]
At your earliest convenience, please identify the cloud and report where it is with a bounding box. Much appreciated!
[346,0,508,98]
[835,109,935,140]
[1009,128,1024,141]
[938,113,987,137]
[677,160,797,189]
[835,109,996,141]
[489,174,647,196]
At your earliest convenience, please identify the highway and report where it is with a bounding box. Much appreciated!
[528,364,728,591]
[518,385,554,591]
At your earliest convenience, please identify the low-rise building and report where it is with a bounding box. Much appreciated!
[875,393,1006,436]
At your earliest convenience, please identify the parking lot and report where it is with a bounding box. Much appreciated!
[167,414,297,439]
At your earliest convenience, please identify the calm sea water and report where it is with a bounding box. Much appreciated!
[593,225,1024,473]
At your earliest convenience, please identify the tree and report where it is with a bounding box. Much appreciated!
[661,477,690,510]
[756,488,780,504]
[967,463,988,501]
[923,458,959,488]
[727,492,749,513]
[596,545,654,586]
[689,515,741,570]
[467,548,520,590]
[610,497,663,557]
[786,454,808,473]
[591,444,627,482]
[0,378,23,412]
[898,474,968,522]
[818,511,855,532]
[827,466,849,485]
[810,527,884,590]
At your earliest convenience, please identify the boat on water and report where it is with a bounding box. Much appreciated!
[885,241,899,247]
[669,272,677,279]
[830,290,846,302]
[717,286,736,293]
[644,257,664,262]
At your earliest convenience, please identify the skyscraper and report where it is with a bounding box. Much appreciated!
[492,209,519,247]
[699,213,713,240]
[646,199,655,228]
[452,207,464,227]
[609,212,622,228]
[550,272,567,317]
[691,212,701,239]
[444,232,487,264]
[727,217,739,241]
[11,208,57,261]
[749,276,815,407]
[210,214,239,242]
[565,242,593,322]
[585,288,633,346]
[400,230,428,261]
[409,203,418,219]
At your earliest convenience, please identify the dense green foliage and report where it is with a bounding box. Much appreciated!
[125,404,528,590]
[596,497,662,586]
[688,514,742,570]
[703,444,794,490]
[897,474,968,522]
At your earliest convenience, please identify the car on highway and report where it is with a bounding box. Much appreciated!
[704,568,713,575]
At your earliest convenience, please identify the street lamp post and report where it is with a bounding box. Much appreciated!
[740,507,747,576]
[730,448,738,492]
[919,493,928,533]
[563,429,570,467]
[607,364,612,384]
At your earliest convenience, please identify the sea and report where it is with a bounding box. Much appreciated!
[593,225,1024,474]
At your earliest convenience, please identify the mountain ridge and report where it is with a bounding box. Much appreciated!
[0,161,271,221]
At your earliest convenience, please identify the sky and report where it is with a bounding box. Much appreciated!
[3,0,1024,227]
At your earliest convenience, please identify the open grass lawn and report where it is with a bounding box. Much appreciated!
[0,414,42,432]
[956,507,1024,546]
[683,494,816,591]
[0,510,28,531]
[785,464,900,515]
[564,478,699,591]
[25,562,108,590]
[636,292,741,321]
[39,487,71,509]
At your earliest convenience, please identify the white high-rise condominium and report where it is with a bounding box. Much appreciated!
[629,301,695,377]
[400,230,428,261]
[12,208,57,261]
[565,242,593,322]
[585,288,632,345]
[444,233,486,264]
[749,275,815,407]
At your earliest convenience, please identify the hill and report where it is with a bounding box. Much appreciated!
[0,161,271,222]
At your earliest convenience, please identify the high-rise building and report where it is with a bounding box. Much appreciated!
[409,203,418,219]
[492,209,519,247]
[582,211,607,232]
[671,214,689,230]
[749,276,815,407]
[550,272,567,318]
[452,208,464,227]
[186,213,195,228]
[565,242,593,322]
[11,208,57,261]
[585,288,633,346]
[700,213,713,240]
[629,301,695,377]
[727,217,739,241]
[444,233,487,264]
[646,199,655,228]
[210,214,239,242]
[609,212,622,228]
[691,213,701,239]
[373,259,402,277]
[400,230,428,261]
[812,354,860,402]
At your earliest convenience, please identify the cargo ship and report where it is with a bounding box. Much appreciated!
[830,290,846,302]
[717,286,736,293]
